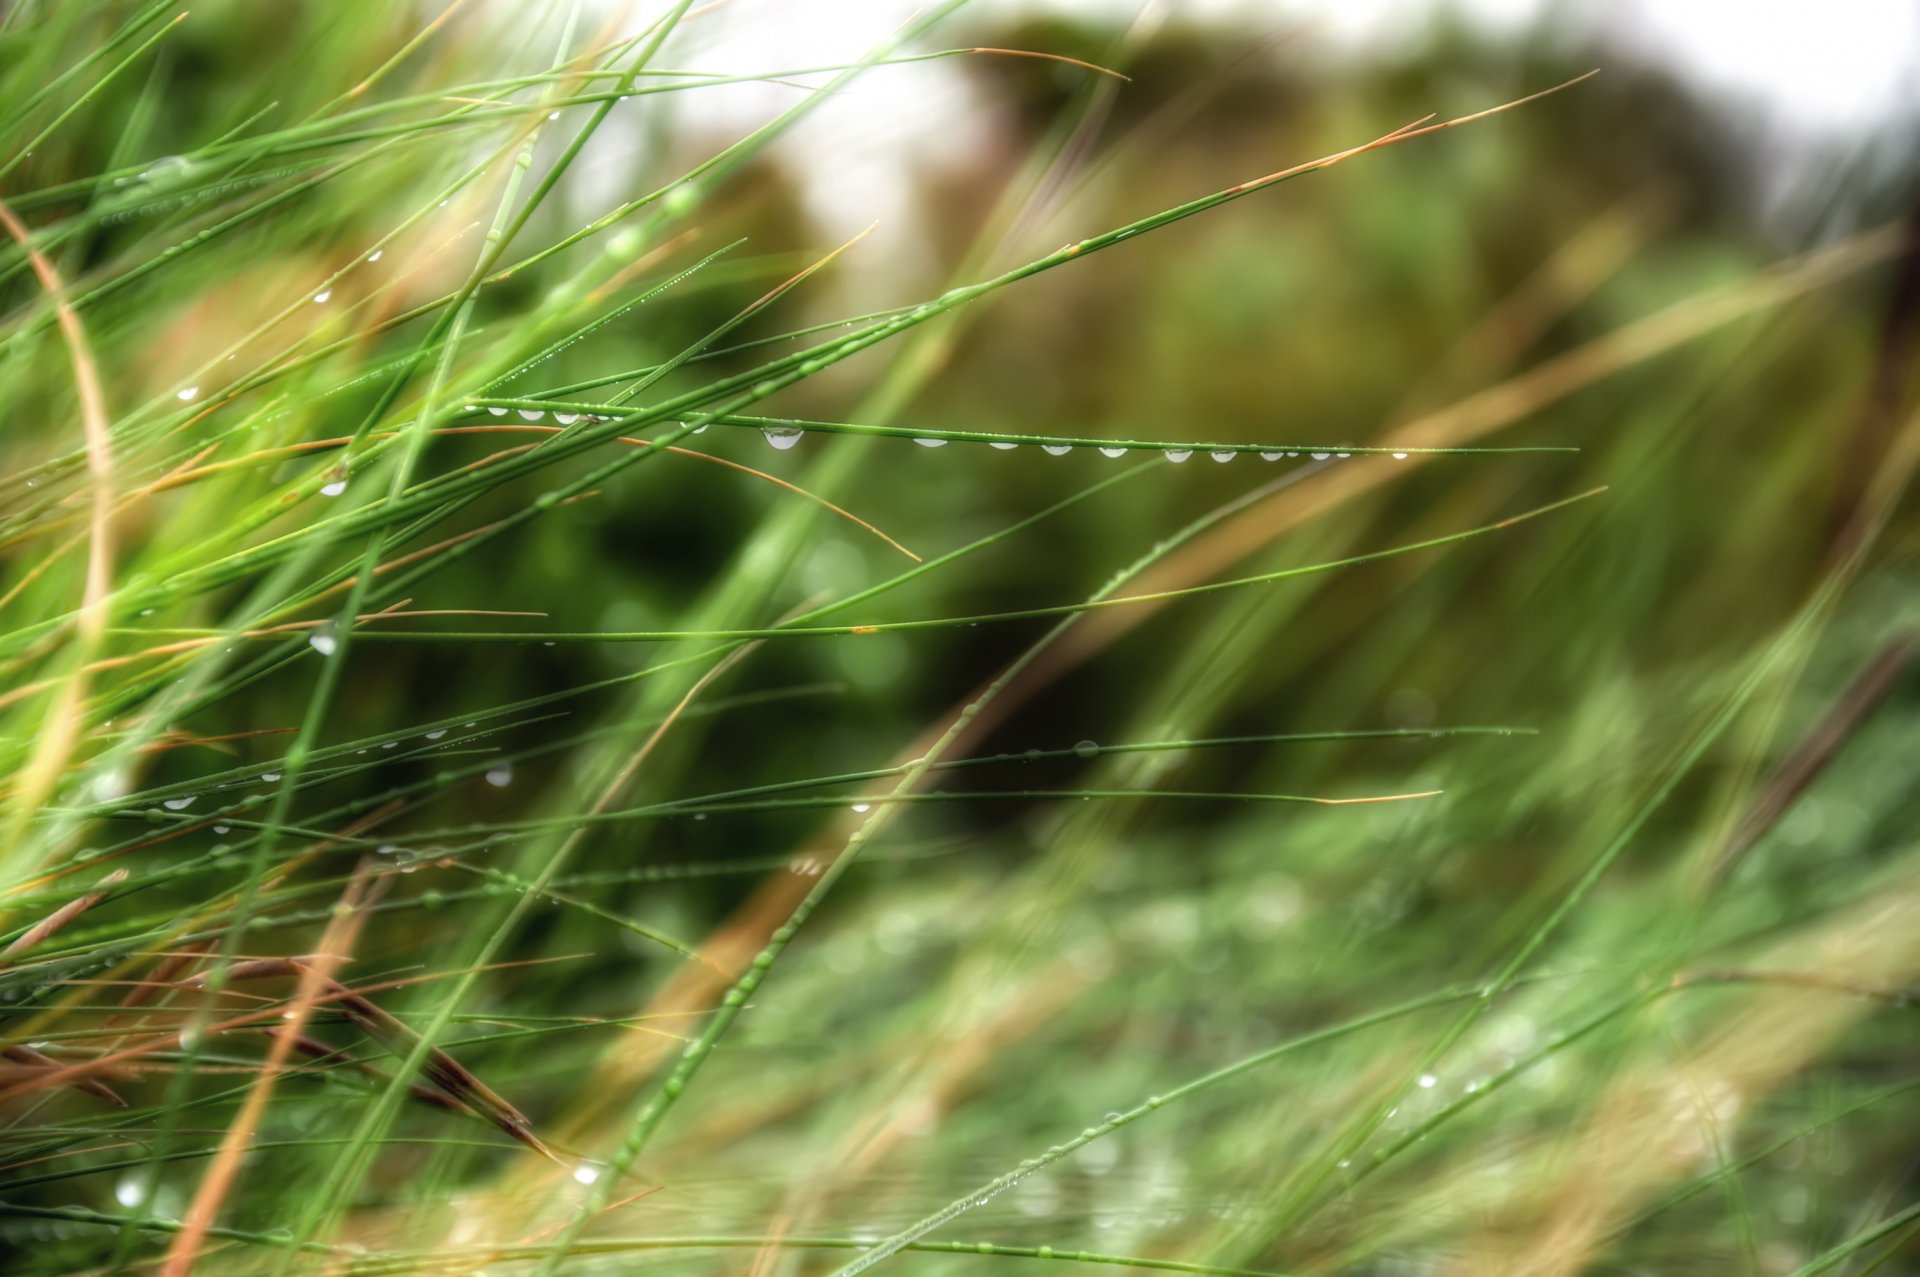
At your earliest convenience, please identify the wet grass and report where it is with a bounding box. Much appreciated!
[1,3,1916,1275]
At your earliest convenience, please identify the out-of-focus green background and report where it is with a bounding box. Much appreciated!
[1,3,1916,1273]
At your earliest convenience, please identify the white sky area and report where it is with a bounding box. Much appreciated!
[605,0,1920,257]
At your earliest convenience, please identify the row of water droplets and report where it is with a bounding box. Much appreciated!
[457,405,1413,462]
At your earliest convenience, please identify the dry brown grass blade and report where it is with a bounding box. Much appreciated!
[266,1026,469,1114]
[0,196,114,859]
[0,1043,127,1107]
[160,870,373,1277]
[2,867,127,958]
[328,983,556,1162]
[1707,633,1915,884]
[176,954,556,1157]
[0,953,579,1106]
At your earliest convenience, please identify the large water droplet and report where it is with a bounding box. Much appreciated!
[1310,452,1330,461]
[140,155,193,186]
[1073,740,1099,758]
[1164,450,1191,464]
[424,729,447,740]
[763,429,801,450]
[308,630,338,656]
[162,796,196,811]
[485,763,514,788]
[1418,1073,1437,1088]
[553,413,580,425]
[487,407,507,416]
[572,1162,601,1185]
[115,1176,147,1208]
[313,289,331,304]
[367,250,383,263]
[913,437,947,448]
[851,802,871,813]
[517,409,545,421]
[1099,447,1127,458]
[1259,451,1284,461]
[320,479,347,497]
[989,441,1018,450]
[1042,444,1072,456]
[1393,451,1408,460]
[1208,450,1235,463]
[261,772,281,783]
[177,387,199,402]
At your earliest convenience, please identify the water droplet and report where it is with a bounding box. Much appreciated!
[487,406,507,416]
[547,111,561,121]
[1335,451,1351,459]
[308,630,338,656]
[262,772,281,783]
[177,387,199,402]
[1393,451,1408,460]
[115,1176,147,1208]
[762,429,801,450]
[1164,450,1191,463]
[320,479,347,497]
[517,409,545,421]
[1418,1073,1437,1088]
[913,437,947,448]
[485,763,513,788]
[162,796,196,811]
[851,802,871,813]
[313,289,331,304]
[1042,444,1072,456]
[1073,740,1099,758]
[553,413,579,424]
[572,1162,601,1184]
[1099,447,1128,458]
[367,250,383,262]
[989,441,1017,450]
[1208,450,1235,463]
[213,825,230,835]
[425,729,447,740]
[140,155,193,185]
[1259,451,1284,461]
[1310,452,1330,461]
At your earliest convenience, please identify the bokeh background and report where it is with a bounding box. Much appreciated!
[3,2,1918,1274]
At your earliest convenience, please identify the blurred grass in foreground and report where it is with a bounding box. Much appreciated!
[0,3,1916,1275]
